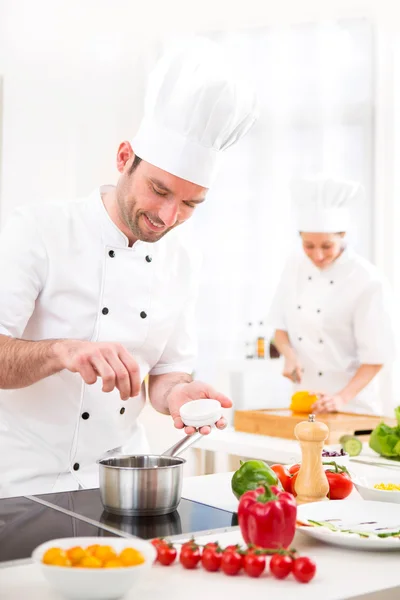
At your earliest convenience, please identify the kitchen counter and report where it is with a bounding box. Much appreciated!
[1,462,400,599]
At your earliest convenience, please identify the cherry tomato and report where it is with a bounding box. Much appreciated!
[269,554,293,579]
[201,548,222,572]
[221,550,243,576]
[224,544,241,553]
[179,546,201,569]
[292,556,316,583]
[326,470,353,500]
[289,464,301,475]
[157,544,177,566]
[204,542,219,551]
[270,464,292,493]
[243,553,265,578]
[151,538,165,548]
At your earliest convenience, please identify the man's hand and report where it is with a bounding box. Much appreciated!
[312,393,346,413]
[167,380,232,435]
[53,340,141,400]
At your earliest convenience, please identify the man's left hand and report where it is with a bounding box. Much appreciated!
[312,393,346,413]
[167,380,232,435]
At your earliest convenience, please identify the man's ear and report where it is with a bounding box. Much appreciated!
[116,141,134,173]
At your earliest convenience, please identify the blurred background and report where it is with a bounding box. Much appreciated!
[0,0,399,466]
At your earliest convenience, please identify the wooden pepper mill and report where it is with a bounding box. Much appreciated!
[294,414,329,505]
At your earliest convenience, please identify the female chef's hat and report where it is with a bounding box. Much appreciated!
[131,37,259,188]
[291,174,364,233]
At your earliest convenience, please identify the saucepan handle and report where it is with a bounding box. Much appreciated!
[161,431,204,458]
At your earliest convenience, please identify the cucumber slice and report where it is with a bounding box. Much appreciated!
[339,435,363,456]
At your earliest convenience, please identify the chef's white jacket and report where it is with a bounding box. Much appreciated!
[269,247,395,415]
[0,186,199,498]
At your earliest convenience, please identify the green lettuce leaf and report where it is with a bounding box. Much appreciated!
[369,407,400,459]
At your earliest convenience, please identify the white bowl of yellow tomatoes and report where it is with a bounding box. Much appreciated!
[31,536,156,600]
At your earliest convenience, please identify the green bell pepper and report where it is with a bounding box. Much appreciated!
[231,459,281,500]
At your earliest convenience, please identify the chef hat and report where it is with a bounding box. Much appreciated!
[291,174,364,232]
[131,37,259,188]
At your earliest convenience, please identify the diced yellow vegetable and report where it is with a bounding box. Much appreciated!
[373,483,400,491]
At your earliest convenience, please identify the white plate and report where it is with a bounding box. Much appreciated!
[353,475,400,504]
[297,500,400,551]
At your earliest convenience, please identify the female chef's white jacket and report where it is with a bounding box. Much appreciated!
[0,186,199,498]
[269,247,395,416]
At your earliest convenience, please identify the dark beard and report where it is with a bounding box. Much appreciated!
[116,192,172,243]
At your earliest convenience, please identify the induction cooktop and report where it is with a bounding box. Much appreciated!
[0,495,116,563]
[36,488,238,540]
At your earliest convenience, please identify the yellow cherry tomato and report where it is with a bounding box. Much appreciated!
[86,544,100,556]
[42,547,71,566]
[66,546,87,565]
[93,545,117,564]
[103,559,123,568]
[78,555,103,568]
[119,547,145,567]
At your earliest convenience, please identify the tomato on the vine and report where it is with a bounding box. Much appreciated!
[289,463,300,475]
[220,550,242,576]
[201,547,222,572]
[269,554,293,579]
[325,470,353,500]
[292,556,316,583]
[243,553,265,578]
[179,545,201,569]
[270,464,292,493]
[157,544,177,566]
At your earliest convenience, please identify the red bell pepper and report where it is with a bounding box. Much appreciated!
[238,484,297,549]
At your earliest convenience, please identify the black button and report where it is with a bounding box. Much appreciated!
[145,255,152,263]
[108,250,115,258]
[308,276,312,281]
[317,309,321,313]
[318,372,323,376]
[319,339,323,344]
[140,311,147,319]
[102,307,109,315]
[73,463,80,471]
[330,280,334,285]
[297,305,301,310]
[298,337,302,341]
[82,412,90,420]
[120,407,126,415]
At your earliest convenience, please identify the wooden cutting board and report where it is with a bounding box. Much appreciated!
[233,409,396,444]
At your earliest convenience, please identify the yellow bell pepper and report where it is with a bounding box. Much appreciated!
[290,391,318,413]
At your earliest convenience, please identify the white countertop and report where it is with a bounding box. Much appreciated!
[2,462,400,600]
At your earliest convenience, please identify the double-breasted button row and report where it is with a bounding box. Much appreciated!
[296,305,322,314]
[101,306,147,319]
[108,250,152,263]
[81,407,126,420]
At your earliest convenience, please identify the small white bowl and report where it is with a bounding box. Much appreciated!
[32,536,156,600]
[179,399,223,428]
[353,476,400,504]
[321,445,350,471]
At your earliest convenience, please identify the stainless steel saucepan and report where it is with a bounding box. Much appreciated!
[97,431,203,517]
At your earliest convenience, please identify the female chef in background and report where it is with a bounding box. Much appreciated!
[269,175,395,416]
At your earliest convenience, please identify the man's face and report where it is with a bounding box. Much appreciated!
[115,145,208,244]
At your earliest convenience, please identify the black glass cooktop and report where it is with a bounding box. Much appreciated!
[36,488,237,540]
[0,496,118,563]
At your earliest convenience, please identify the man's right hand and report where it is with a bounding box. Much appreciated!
[283,357,303,383]
[53,340,141,400]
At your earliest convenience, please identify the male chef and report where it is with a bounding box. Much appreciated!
[0,38,258,497]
